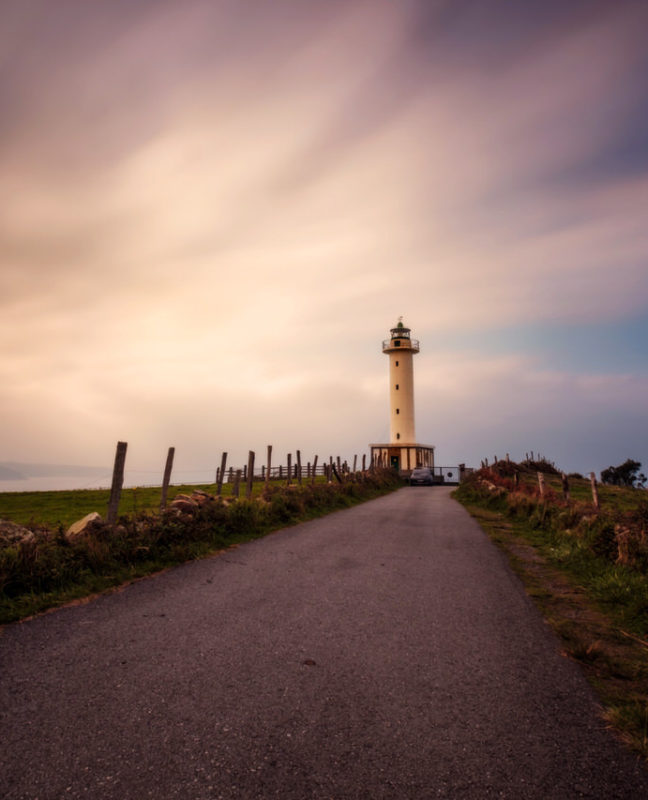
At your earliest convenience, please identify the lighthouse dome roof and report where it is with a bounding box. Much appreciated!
[390,318,411,337]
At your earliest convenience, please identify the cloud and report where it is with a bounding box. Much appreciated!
[0,0,647,473]
[415,352,648,473]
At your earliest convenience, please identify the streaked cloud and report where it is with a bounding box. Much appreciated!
[0,0,647,475]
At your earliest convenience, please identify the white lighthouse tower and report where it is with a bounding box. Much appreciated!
[370,319,435,473]
[385,318,417,443]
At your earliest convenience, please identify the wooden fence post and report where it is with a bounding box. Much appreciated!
[590,472,600,511]
[246,451,255,499]
[233,469,242,498]
[266,445,272,488]
[561,472,570,502]
[107,441,128,524]
[160,446,175,511]
[296,450,302,484]
[362,454,366,474]
[217,453,227,497]
[312,455,318,486]
[537,471,545,498]
[228,466,234,484]
[287,454,292,486]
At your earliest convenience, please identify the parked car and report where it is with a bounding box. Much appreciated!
[409,467,434,486]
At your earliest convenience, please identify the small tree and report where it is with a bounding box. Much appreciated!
[601,459,647,488]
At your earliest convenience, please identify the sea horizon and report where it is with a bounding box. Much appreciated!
[0,470,217,494]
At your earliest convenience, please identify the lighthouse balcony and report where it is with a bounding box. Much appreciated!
[382,338,419,353]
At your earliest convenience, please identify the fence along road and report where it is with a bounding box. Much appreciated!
[2,487,648,799]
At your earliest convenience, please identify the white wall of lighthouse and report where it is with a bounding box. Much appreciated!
[388,347,416,443]
[383,319,418,444]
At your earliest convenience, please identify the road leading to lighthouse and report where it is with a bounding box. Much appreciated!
[2,487,647,799]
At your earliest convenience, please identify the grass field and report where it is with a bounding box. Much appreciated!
[0,478,324,530]
[534,471,645,513]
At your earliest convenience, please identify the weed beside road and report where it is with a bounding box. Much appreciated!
[454,467,648,759]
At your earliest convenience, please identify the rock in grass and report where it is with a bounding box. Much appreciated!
[0,520,35,545]
[66,512,103,540]
[169,495,198,514]
[190,490,214,506]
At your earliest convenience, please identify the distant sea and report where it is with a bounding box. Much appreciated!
[0,470,217,494]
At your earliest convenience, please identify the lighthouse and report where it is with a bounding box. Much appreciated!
[385,318,417,443]
[370,319,435,473]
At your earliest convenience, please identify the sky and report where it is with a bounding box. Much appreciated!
[1,0,647,480]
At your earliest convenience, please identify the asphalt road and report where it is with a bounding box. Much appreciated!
[2,487,648,799]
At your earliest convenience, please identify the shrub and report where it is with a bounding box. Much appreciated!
[225,499,263,536]
[520,457,560,475]
[587,518,617,561]
[491,459,518,477]
[555,507,584,531]
[601,459,647,488]
[268,491,298,524]
[505,492,536,519]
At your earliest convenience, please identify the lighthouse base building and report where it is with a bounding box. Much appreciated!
[370,319,435,474]
[369,442,435,473]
